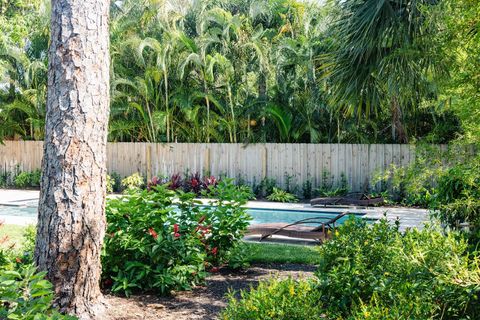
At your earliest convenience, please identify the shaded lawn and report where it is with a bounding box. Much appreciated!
[244,242,320,265]
[0,224,27,249]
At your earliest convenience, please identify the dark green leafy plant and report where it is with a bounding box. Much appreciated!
[253,177,277,199]
[0,266,76,320]
[13,171,31,188]
[266,187,298,203]
[103,180,251,296]
[0,224,74,320]
[433,157,480,240]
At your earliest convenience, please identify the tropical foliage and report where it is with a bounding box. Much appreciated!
[102,180,251,296]
[0,0,474,144]
[224,217,480,319]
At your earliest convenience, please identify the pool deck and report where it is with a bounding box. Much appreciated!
[0,189,430,231]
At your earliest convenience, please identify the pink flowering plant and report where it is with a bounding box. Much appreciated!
[103,180,251,296]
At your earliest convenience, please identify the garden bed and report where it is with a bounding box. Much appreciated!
[103,263,316,320]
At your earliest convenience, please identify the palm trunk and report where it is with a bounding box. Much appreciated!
[227,84,236,143]
[391,96,407,143]
[203,77,210,143]
[164,72,170,142]
[34,0,110,318]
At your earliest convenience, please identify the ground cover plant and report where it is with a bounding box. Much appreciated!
[102,179,252,296]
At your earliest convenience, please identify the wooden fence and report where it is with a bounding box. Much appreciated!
[0,141,469,191]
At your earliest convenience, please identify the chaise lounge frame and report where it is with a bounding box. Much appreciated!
[246,211,350,242]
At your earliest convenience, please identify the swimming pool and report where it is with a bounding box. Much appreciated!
[247,208,358,225]
[0,205,361,225]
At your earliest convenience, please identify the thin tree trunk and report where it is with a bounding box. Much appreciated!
[203,77,211,143]
[34,0,110,318]
[227,84,236,143]
[391,96,407,143]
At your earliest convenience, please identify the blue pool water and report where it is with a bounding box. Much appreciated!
[247,208,356,225]
[0,205,360,225]
[0,205,37,218]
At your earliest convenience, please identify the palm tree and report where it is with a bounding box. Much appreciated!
[324,0,444,143]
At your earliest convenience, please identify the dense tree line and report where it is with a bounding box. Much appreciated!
[0,0,477,144]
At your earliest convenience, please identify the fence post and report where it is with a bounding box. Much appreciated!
[262,145,267,179]
[204,147,211,175]
[146,144,152,180]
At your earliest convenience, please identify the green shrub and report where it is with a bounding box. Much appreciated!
[302,179,313,199]
[103,180,251,296]
[316,217,480,319]
[29,169,41,187]
[253,177,277,198]
[14,171,31,188]
[109,172,122,192]
[266,187,298,203]
[317,171,349,197]
[106,174,114,193]
[433,158,480,235]
[12,169,41,189]
[221,277,323,320]
[120,172,144,191]
[0,224,74,320]
[0,266,76,320]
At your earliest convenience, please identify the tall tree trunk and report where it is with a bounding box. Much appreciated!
[391,96,407,143]
[258,73,267,143]
[34,0,110,318]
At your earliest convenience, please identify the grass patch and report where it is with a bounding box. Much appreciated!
[0,224,27,249]
[244,242,320,265]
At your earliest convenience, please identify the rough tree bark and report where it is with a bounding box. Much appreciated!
[34,0,110,318]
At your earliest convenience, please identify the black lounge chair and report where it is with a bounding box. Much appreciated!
[246,211,350,242]
[310,192,384,207]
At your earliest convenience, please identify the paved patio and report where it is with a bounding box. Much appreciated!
[0,189,430,232]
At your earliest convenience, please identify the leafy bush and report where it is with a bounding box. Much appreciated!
[0,266,76,320]
[433,158,480,237]
[14,171,31,188]
[370,145,474,207]
[316,217,480,319]
[120,172,144,191]
[29,169,41,187]
[302,179,313,199]
[106,174,114,193]
[109,172,122,192]
[103,180,251,296]
[253,177,277,198]
[0,224,74,320]
[266,187,298,203]
[221,277,323,320]
[316,171,348,197]
[12,169,42,189]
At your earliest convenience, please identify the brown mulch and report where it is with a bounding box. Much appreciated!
[104,263,316,320]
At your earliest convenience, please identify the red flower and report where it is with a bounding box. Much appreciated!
[148,227,158,240]
[174,232,181,238]
[211,247,218,255]
[173,224,179,233]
